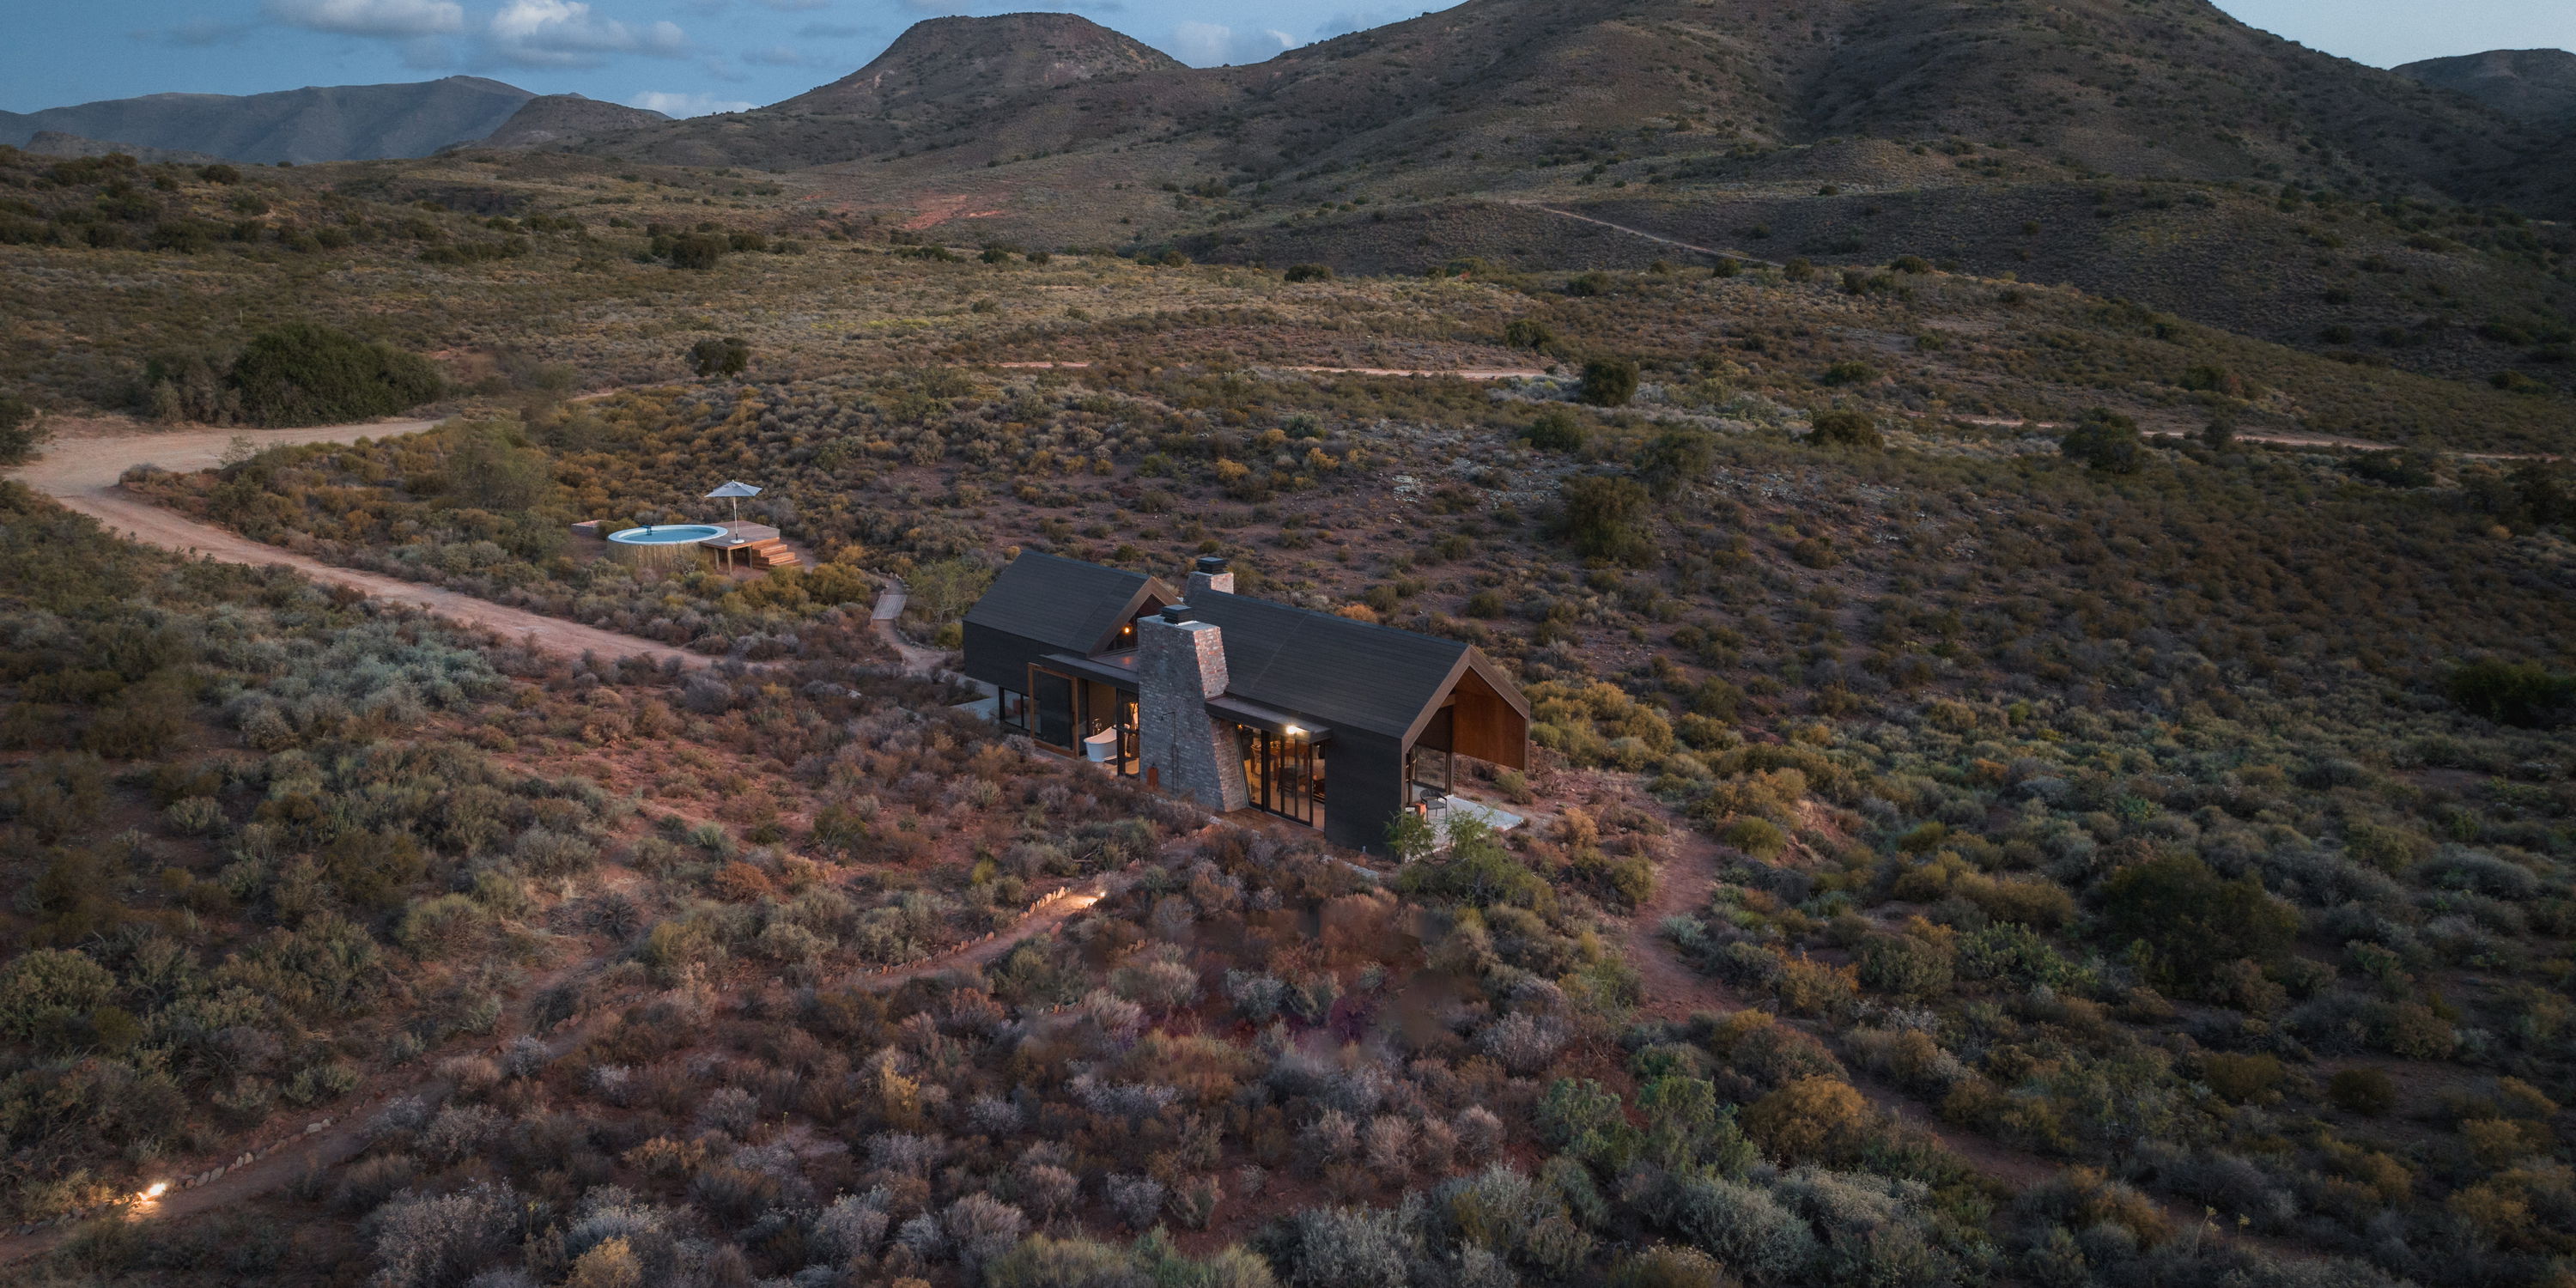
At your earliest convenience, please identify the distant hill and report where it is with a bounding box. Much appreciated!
[475,94,669,150]
[0,76,533,164]
[18,131,222,167]
[2397,48,2576,127]
[572,12,1198,167]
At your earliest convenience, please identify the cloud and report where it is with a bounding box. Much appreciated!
[135,17,258,46]
[264,0,466,38]
[1164,21,1295,66]
[484,0,688,66]
[743,44,818,65]
[630,90,754,116]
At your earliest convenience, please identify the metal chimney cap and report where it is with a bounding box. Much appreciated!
[1160,603,1192,623]
[1194,555,1231,574]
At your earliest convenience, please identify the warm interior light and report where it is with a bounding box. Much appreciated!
[142,1182,167,1199]
[1283,725,1303,736]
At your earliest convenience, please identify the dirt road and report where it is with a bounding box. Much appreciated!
[1514,202,1771,267]
[11,419,708,669]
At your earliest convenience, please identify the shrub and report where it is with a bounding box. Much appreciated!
[1284,264,1334,283]
[665,233,726,269]
[2444,659,2573,727]
[1743,1077,1870,1163]
[1578,358,1640,408]
[0,391,44,465]
[686,336,750,380]
[1505,318,1556,349]
[224,323,444,427]
[1558,474,1653,564]
[2059,408,2146,474]
[0,948,116,1042]
[2329,1067,2397,1116]
[2095,854,2298,988]
[1807,410,1880,448]
[1523,409,1585,452]
[1818,361,1877,386]
[1721,817,1787,858]
[2200,1052,2285,1103]
[1636,428,1716,499]
[370,1181,520,1288]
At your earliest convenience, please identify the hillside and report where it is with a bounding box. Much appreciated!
[2397,48,2576,127]
[19,131,220,166]
[0,76,532,164]
[475,94,668,151]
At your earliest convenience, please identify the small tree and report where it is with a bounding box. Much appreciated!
[686,336,750,380]
[2445,659,2574,727]
[665,233,726,270]
[2198,415,2236,449]
[1578,357,1639,408]
[1522,408,1585,452]
[2059,408,2146,474]
[226,323,443,427]
[1557,473,1653,564]
[1635,428,1716,499]
[0,391,44,465]
[1504,318,1556,349]
[1807,409,1880,449]
[1284,263,1334,283]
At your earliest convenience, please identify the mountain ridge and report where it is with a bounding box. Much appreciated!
[0,76,533,164]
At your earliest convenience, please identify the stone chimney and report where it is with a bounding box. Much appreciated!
[1135,603,1249,813]
[1187,554,1236,599]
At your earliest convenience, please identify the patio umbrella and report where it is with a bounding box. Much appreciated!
[706,480,762,521]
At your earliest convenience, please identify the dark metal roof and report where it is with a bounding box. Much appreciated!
[967,553,1172,654]
[1185,590,1472,740]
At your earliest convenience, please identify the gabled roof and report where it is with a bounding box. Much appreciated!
[1188,589,1495,741]
[965,551,1175,654]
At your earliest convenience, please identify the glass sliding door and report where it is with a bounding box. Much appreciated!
[1232,725,1317,826]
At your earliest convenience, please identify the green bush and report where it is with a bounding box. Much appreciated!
[1807,410,1881,449]
[2328,1067,2397,1116]
[1578,358,1640,408]
[686,336,750,380]
[0,391,43,465]
[2095,854,2298,988]
[2445,659,2574,727]
[1818,361,1877,386]
[1557,474,1654,564]
[2059,408,2146,474]
[225,323,443,427]
[1635,428,1715,499]
[1523,409,1586,452]
[1505,318,1556,349]
[665,233,727,269]
[1284,263,1334,283]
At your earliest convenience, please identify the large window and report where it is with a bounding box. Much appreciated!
[997,689,1032,732]
[1235,725,1321,827]
[1407,704,1455,801]
[1030,669,1075,749]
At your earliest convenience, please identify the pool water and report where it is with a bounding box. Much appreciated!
[607,525,726,545]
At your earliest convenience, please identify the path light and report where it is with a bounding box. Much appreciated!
[139,1181,167,1201]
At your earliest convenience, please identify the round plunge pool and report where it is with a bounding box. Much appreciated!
[607,524,726,545]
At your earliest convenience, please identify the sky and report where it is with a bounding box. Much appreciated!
[5,0,2574,118]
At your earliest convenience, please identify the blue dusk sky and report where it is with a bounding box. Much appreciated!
[6,1,2573,118]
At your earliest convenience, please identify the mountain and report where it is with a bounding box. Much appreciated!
[2396,48,2576,127]
[0,76,533,164]
[569,13,1196,167]
[581,1,2535,204]
[477,94,669,150]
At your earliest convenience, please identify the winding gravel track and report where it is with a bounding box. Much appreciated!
[12,418,706,669]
